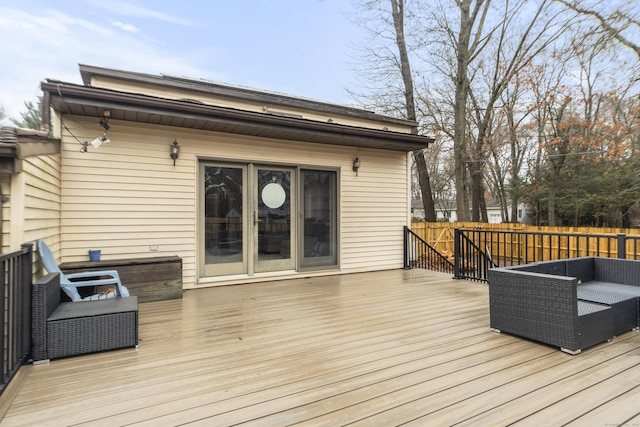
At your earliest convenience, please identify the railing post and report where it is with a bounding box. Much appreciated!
[20,243,33,359]
[453,229,461,279]
[617,234,626,259]
[403,226,409,269]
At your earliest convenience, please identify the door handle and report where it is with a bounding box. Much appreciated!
[254,211,262,226]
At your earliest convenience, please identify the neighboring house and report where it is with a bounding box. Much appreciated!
[411,199,425,221]
[1,64,432,291]
[418,198,527,223]
[413,198,458,222]
[485,201,529,224]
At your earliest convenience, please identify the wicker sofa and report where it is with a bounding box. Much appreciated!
[488,257,640,354]
[32,273,139,362]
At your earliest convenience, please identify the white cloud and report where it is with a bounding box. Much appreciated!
[0,6,212,123]
[84,0,201,28]
[112,21,140,33]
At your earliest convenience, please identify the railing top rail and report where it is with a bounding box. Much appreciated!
[0,245,31,262]
[406,227,429,244]
[454,228,630,239]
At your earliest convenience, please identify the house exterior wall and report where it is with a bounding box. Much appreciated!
[57,116,411,289]
[4,155,61,263]
[89,76,411,133]
[24,155,61,244]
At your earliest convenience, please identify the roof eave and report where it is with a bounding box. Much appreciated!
[78,64,421,129]
[42,81,432,152]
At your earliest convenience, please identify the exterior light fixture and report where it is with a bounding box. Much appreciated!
[99,111,111,131]
[353,157,361,176]
[90,134,110,149]
[81,111,111,152]
[170,140,180,166]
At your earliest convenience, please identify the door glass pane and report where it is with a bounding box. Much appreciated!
[204,166,243,266]
[258,169,291,261]
[302,170,337,267]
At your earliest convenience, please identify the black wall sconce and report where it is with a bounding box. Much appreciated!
[170,140,180,166]
[353,157,361,176]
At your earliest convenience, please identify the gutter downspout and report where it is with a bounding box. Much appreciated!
[40,90,51,136]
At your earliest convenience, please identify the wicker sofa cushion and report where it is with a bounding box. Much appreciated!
[49,297,138,321]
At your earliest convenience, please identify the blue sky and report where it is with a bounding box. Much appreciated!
[0,0,364,123]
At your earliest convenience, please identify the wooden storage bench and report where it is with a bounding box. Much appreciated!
[60,256,182,303]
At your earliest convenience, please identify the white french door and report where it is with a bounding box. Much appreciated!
[254,166,296,272]
[201,163,296,277]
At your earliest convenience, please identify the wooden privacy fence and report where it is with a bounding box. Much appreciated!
[411,222,640,262]
[406,223,640,282]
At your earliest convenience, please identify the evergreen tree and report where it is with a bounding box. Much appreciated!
[11,97,42,130]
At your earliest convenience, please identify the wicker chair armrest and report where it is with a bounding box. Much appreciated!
[489,268,580,350]
[32,273,62,362]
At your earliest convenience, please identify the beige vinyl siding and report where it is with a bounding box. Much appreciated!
[59,116,410,288]
[90,76,412,133]
[5,155,62,272]
[2,155,61,254]
[341,151,409,272]
[23,155,61,245]
[59,118,196,288]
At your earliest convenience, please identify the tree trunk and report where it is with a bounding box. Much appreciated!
[470,164,483,222]
[548,168,558,226]
[413,150,437,221]
[454,1,472,221]
[391,0,436,221]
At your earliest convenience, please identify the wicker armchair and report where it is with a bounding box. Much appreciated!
[488,268,612,354]
[32,273,138,362]
[488,257,640,354]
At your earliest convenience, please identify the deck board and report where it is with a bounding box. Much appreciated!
[2,269,640,426]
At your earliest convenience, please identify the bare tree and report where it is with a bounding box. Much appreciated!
[350,0,437,221]
[350,0,637,227]
[450,0,492,221]
[555,0,640,61]
[406,0,570,221]
[466,1,569,221]
[390,0,437,221]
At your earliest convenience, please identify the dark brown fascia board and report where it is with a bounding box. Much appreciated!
[0,145,20,174]
[0,144,18,158]
[42,80,432,151]
[16,138,61,158]
[0,128,60,159]
[78,64,418,128]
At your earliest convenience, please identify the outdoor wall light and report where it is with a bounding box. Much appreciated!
[90,134,110,149]
[353,157,361,176]
[170,140,180,166]
[80,111,111,152]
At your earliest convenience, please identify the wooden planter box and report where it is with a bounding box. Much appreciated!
[60,256,182,303]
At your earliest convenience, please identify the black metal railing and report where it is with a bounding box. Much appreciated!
[452,229,640,282]
[405,226,640,283]
[403,226,454,274]
[0,244,33,395]
[453,230,497,282]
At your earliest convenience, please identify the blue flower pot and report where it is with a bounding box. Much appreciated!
[88,250,101,262]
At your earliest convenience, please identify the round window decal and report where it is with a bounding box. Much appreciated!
[262,182,286,209]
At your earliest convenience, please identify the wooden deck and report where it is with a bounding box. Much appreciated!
[2,269,640,426]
